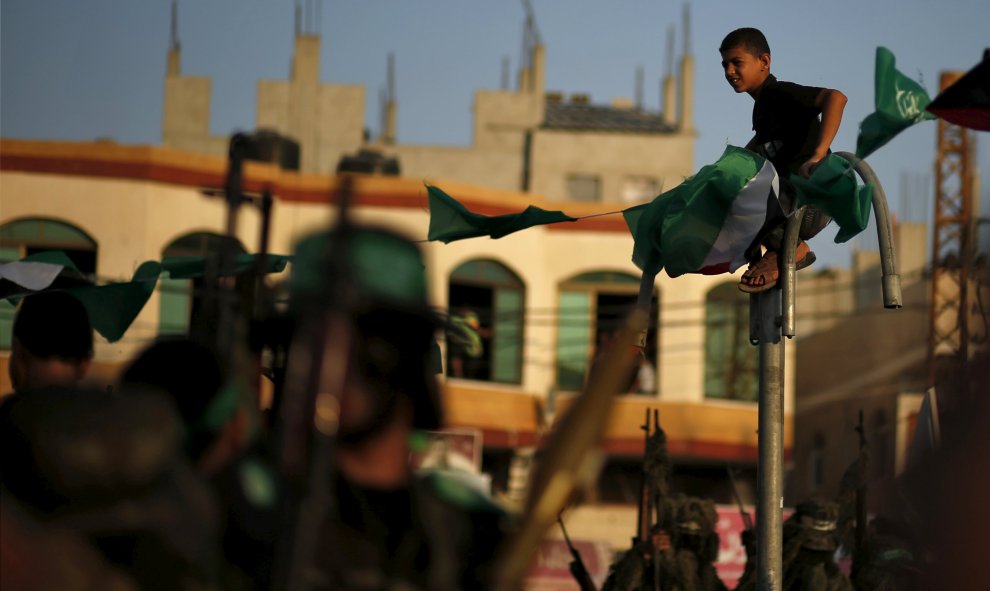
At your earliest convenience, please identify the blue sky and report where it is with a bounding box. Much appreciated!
[2,0,988,268]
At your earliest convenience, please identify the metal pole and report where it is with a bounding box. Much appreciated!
[636,270,657,348]
[835,152,902,309]
[754,287,784,591]
[780,210,802,338]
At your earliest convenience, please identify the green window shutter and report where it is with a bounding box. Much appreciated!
[491,288,523,384]
[731,301,759,402]
[704,300,731,399]
[0,246,22,262]
[557,290,592,389]
[0,300,15,350]
[158,278,191,335]
[705,296,758,402]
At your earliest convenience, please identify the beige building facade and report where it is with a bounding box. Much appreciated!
[0,138,792,487]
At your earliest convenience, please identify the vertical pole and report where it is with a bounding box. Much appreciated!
[780,210,802,337]
[754,288,784,591]
[636,270,657,348]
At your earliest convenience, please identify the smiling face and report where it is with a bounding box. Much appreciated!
[720,45,771,96]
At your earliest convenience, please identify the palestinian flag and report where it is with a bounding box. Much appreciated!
[0,250,90,299]
[1,250,291,343]
[1,255,162,343]
[624,146,780,278]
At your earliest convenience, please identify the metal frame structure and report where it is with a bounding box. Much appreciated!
[929,70,976,387]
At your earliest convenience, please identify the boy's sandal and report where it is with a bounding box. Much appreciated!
[738,249,816,294]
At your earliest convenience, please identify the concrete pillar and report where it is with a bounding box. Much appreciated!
[290,35,320,171]
[167,49,180,77]
[679,55,694,131]
[384,101,397,145]
[531,44,546,96]
[662,75,676,127]
[291,35,320,85]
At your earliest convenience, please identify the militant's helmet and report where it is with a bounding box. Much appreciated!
[289,225,444,440]
[794,498,841,552]
[672,495,721,562]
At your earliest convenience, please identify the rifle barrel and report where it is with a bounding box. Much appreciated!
[558,515,598,591]
[727,465,754,531]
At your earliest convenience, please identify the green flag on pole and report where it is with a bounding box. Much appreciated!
[427,184,577,243]
[855,47,936,159]
[792,154,874,243]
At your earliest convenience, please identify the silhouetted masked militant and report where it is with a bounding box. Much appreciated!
[655,495,728,591]
[120,337,281,591]
[602,496,728,591]
[0,385,220,591]
[284,226,510,591]
[601,412,676,591]
[782,499,853,591]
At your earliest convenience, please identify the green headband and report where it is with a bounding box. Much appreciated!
[290,226,430,310]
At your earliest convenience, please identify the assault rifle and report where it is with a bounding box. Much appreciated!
[558,514,597,591]
[726,465,753,532]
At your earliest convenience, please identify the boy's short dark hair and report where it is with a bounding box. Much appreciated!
[719,27,771,57]
[12,291,93,361]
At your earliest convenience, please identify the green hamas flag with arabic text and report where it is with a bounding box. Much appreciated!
[855,47,936,159]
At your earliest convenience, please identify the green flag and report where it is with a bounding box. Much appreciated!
[69,261,163,343]
[162,253,291,279]
[427,184,577,243]
[623,146,779,278]
[792,154,874,243]
[855,47,936,159]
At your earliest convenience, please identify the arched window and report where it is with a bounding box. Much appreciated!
[446,259,524,384]
[0,218,97,349]
[555,271,659,393]
[159,232,246,335]
[704,282,758,402]
[0,217,97,272]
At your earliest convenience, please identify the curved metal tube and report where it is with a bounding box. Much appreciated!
[836,151,902,309]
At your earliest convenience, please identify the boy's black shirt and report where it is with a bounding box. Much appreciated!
[752,74,825,176]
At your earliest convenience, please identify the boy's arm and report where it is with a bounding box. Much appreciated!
[798,88,848,178]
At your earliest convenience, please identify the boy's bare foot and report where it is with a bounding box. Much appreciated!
[739,242,816,293]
